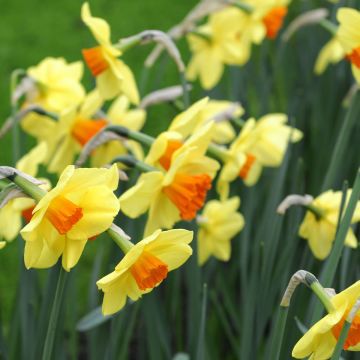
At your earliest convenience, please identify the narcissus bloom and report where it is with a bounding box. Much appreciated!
[186,9,245,89]
[337,8,360,83]
[21,57,85,143]
[91,95,146,167]
[46,90,104,174]
[217,114,302,199]
[299,190,360,260]
[120,145,219,236]
[197,197,244,265]
[292,280,360,359]
[97,229,193,315]
[26,57,85,112]
[21,165,120,271]
[0,142,47,243]
[81,2,139,102]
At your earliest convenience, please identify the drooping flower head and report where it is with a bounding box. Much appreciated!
[21,165,120,271]
[299,189,360,260]
[217,113,302,199]
[292,280,360,359]
[97,229,193,315]
[197,197,245,265]
[120,143,219,236]
[81,2,139,102]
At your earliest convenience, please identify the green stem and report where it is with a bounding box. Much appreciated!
[12,175,46,202]
[106,125,155,147]
[41,266,68,360]
[111,155,157,173]
[0,180,8,190]
[269,307,289,360]
[304,204,324,220]
[309,281,335,313]
[107,227,134,254]
[207,143,228,162]
[319,19,338,36]
[115,36,142,53]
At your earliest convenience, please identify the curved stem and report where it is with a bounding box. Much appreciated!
[41,266,68,360]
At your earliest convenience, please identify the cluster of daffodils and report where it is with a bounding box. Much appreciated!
[0,5,359,350]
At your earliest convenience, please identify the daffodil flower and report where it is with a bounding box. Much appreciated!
[21,57,85,143]
[81,2,139,102]
[0,142,47,243]
[97,228,193,315]
[292,280,360,359]
[217,113,302,199]
[314,37,345,75]
[197,197,244,265]
[120,145,219,236]
[299,190,360,260]
[20,165,120,271]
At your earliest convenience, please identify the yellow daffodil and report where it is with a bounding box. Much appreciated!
[292,280,360,359]
[197,197,244,265]
[26,57,85,112]
[97,229,193,315]
[91,95,146,167]
[46,90,104,174]
[21,57,85,142]
[299,190,360,260]
[314,37,345,75]
[337,8,360,84]
[0,241,5,250]
[81,2,139,102]
[146,116,215,171]
[186,9,245,89]
[21,165,120,271]
[217,113,302,198]
[0,142,47,243]
[120,144,219,236]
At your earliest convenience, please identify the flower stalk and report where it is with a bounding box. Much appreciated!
[12,175,46,202]
[107,224,134,254]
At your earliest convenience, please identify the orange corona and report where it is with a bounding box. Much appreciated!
[45,195,83,235]
[332,315,360,350]
[263,7,288,39]
[82,46,109,76]
[22,206,35,223]
[130,251,168,291]
[71,119,108,146]
[163,173,212,220]
[239,153,256,180]
[159,140,183,170]
[346,47,360,69]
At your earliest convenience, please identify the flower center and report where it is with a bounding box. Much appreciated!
[346,47,360,69]
[239,153,256,180]
[71,119,108,146]
[130,251,168,291]
[82,46,109,76]
[159,140,183,170]
[163,173,212,220]
[45,195,83,235]
[262,7,288,39]
[22,206,35,223]
[332,315,360,350]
